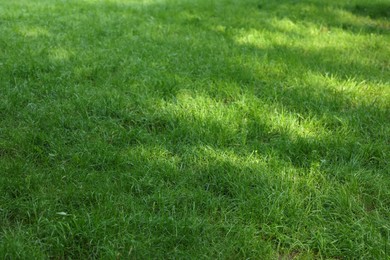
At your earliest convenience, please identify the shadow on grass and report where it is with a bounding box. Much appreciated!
[4,0,389,169]
[349,2,390,19]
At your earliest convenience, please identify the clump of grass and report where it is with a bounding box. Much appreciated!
[0,0,389,258]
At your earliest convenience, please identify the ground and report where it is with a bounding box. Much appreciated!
[0,0,389,258]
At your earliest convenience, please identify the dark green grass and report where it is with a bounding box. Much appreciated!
[0,0,389,258]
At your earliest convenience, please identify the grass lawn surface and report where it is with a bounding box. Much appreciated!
[0,0,389,258]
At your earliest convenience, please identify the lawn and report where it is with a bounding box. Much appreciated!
[0,0,389,258]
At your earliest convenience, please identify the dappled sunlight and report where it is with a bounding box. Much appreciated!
[156,87,334,159]
[232,16,387,52]
[156,90,242,146]
[233,28,275,49]
[16,26,50,38]
[197,144,324,178]
[331,8,388,31]
[196,145,264,167]
[232,32,388,84]
[303,72,389,107]
[122,144,180,168]
[81,0,164,7]
[271,18,300,33]
[267,109,331,141]
[257,0,389,34]
[48,47,72,62]
[164,90,236,122]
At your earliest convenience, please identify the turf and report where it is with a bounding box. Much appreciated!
[0,0,389,258]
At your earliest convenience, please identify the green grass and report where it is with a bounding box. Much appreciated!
[0,0,389,258]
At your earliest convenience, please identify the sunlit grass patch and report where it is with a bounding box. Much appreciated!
[16,26,50,38]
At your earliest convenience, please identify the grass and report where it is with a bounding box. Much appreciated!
[0,0,389,258]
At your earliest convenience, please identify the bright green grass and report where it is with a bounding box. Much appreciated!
[0,0,389,258]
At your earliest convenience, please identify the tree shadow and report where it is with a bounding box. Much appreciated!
[349,2,390,19]
[3,0,389,170]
